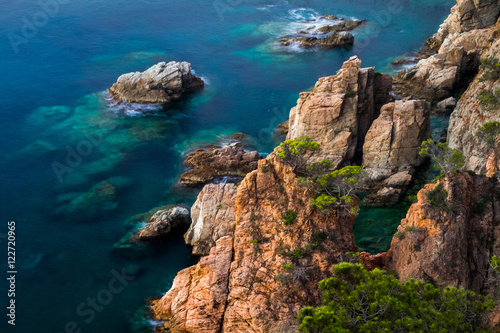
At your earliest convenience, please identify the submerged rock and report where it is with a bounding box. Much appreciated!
[109,61,204,105]
[180,142,262,187]
[184,183,237,255]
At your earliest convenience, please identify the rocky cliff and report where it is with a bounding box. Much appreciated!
[386,172,500,293]
[395,0,500,103]
[286,56,392,167]
[448,38,500,175]
[151,152,358,332]
[184,183,237,256]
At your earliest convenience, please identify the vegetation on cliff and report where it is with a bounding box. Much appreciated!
[277,136,364,214]
[298,262,495,333]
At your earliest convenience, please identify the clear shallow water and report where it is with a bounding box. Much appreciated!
[0,0,454,332]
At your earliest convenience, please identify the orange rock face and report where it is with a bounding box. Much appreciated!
[286,56,392,167]
[386,172,500,293]
[151,153,358,332]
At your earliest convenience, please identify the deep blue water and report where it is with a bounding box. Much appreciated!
[0,0,454,332]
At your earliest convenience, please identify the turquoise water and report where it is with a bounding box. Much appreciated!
[0,0,454,332]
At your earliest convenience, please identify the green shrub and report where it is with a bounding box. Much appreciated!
[284,210,297,226]
[405,225,418,233]
[277,136,321,173]
[395,231,405,240]
[311,166,364,214]
[260,165,270,173]
[249,239,259,244]
[408,194,418,204]
[274,273,291,284]
[297,263,495,332]
[419,139,465,176]
[215,204,223,210]
[285,248,309,259]
[474,201,487,215]
[283,263,295,271]
[310,231,327,247]
[427,183,450,212]
[479,57,500,81]
[345,90,356,98]
[477,89,500,110]
[266,196,275,201]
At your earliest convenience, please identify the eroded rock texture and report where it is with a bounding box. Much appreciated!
[151,153,357,332]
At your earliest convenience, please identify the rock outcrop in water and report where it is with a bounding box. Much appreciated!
[127,206,191,242]
[184,183,237,255]
[280,16,365,49]
[180,142,262,187]
[109,61,204,104]
[386,172,500,293]
[151,152,358,332]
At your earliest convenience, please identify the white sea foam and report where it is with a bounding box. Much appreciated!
[104,92,163,116]
[257,0,289,11]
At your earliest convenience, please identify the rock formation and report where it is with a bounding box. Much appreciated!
[280,31,354,49]
[386,172,500,293]
[362,100,431,171]
[427,0,500,50]
[184,183,237,255]
[286,56,392,167]
[448,38,500,175]
[134,206,191,242]
[394,46,467,102]
[280,16,365,49]
[151,236,234,333]
[151,152,358,332]
[394,0,500,103]
[180,142,262,187]
[109,61,204,104]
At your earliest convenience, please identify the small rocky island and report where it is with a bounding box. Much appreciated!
[280,15,366,49]
[109,61,204,105]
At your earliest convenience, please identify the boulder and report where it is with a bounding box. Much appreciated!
[137,206,191,241]
[109,61,204,104]
[362,100,431,171]
[281,31,354,48]
[180,142,262,187]
[184,183,237,255]
[436,96,457,115]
